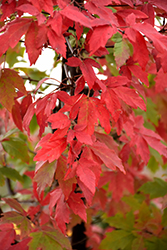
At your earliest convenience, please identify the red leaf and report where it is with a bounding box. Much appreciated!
[0,18,31,57]
[47,29,66,58]
[56,156,77,199]
[76,158,96,195]
[150,0,167,12]
[12,100,23,131]
[0,224,16,250]
[96,103,111,134]
[75,22,83,40]
[48,111,71,130]
[90,141,125,174]
[113,86,146,111]
[135,135,150,164]
[88,25,115,56]
[49,188,70,233]
[128,64,149,87]
[0,1,16,21]
[155,68,167,93]
[80,59,97,89]
[101,88,121,122]
[117,9,148,19]
[17,3,46,24]
[20,95,32,118]
[29,0,53,15]
[55,193,70,233]
[61,5,91,28]
[77,97,99,135]
[77,179,94,206]
[2,198,27,216]
[23,102,35,135]
[75,76,85,95]
[98,170,134,201]
[74,124,93,145]
[131,31,149,69]
[47,12,62,36]
[25,21,42,65]
[134,22,167,52]
[67,57,81,67]
[67,192,87,222]
[34,137,67,163]
[34,161,57,195]
[0,69,27,112]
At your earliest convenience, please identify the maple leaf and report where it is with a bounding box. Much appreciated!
[90,141,125,174]
[67,191,87,222]
[67,57,98,89]
[2,137,30,164]
[98,170,134,201]
[131,31,149,70]
[29,0,53,16]
[88,25,116,56]
[48,111,71,130]
[150,0,167,12]
[61,5,91,28]
[1,211,32,239]
[123,115,167,163]
[34,136,67,163]
[76,158,96,194]
[128,64,149,87]
[0,18,31,57]
[0,223,16,250]
[0,69,27,112]
[112,33,132,68]
[47,29,66,58]
[17,4,46,25]
[113,86,146,111]
[56,156,77,200]
[28,226,72,249]
[25,21,42,65]
[154,68,167,93]
[34,161,57,195]
[49,188,70,233]
[77,96,99,135]
[2,198,27,216]
[12,100,23,131]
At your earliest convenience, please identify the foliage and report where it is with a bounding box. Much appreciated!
[0,0,167,249]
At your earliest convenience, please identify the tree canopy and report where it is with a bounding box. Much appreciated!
[0,0,167,249]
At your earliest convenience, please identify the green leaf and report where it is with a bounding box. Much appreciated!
[122,195,141,212]
[103,211,134,231]
[2,137,30,163]
[6,44,25,68]
[15,67,48,85]
[112,33,132,67]
[132,237,145,250]
[149,147,163,165]
[0,171,5,186]
[162,207,167,227]
[147,156,159,173]
[29,227,72,250]
[146,98,159,126]
[144,237,167,250]
[0,167,23,182]
[100,230,135,250]
[0,69,26,112]
[138,178,167,199]
[1,128,19,140]
[34,161,57,195]
[2,211,32,238]
[112,32,122,43]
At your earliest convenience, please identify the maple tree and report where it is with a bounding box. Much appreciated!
[1,0,167,249]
